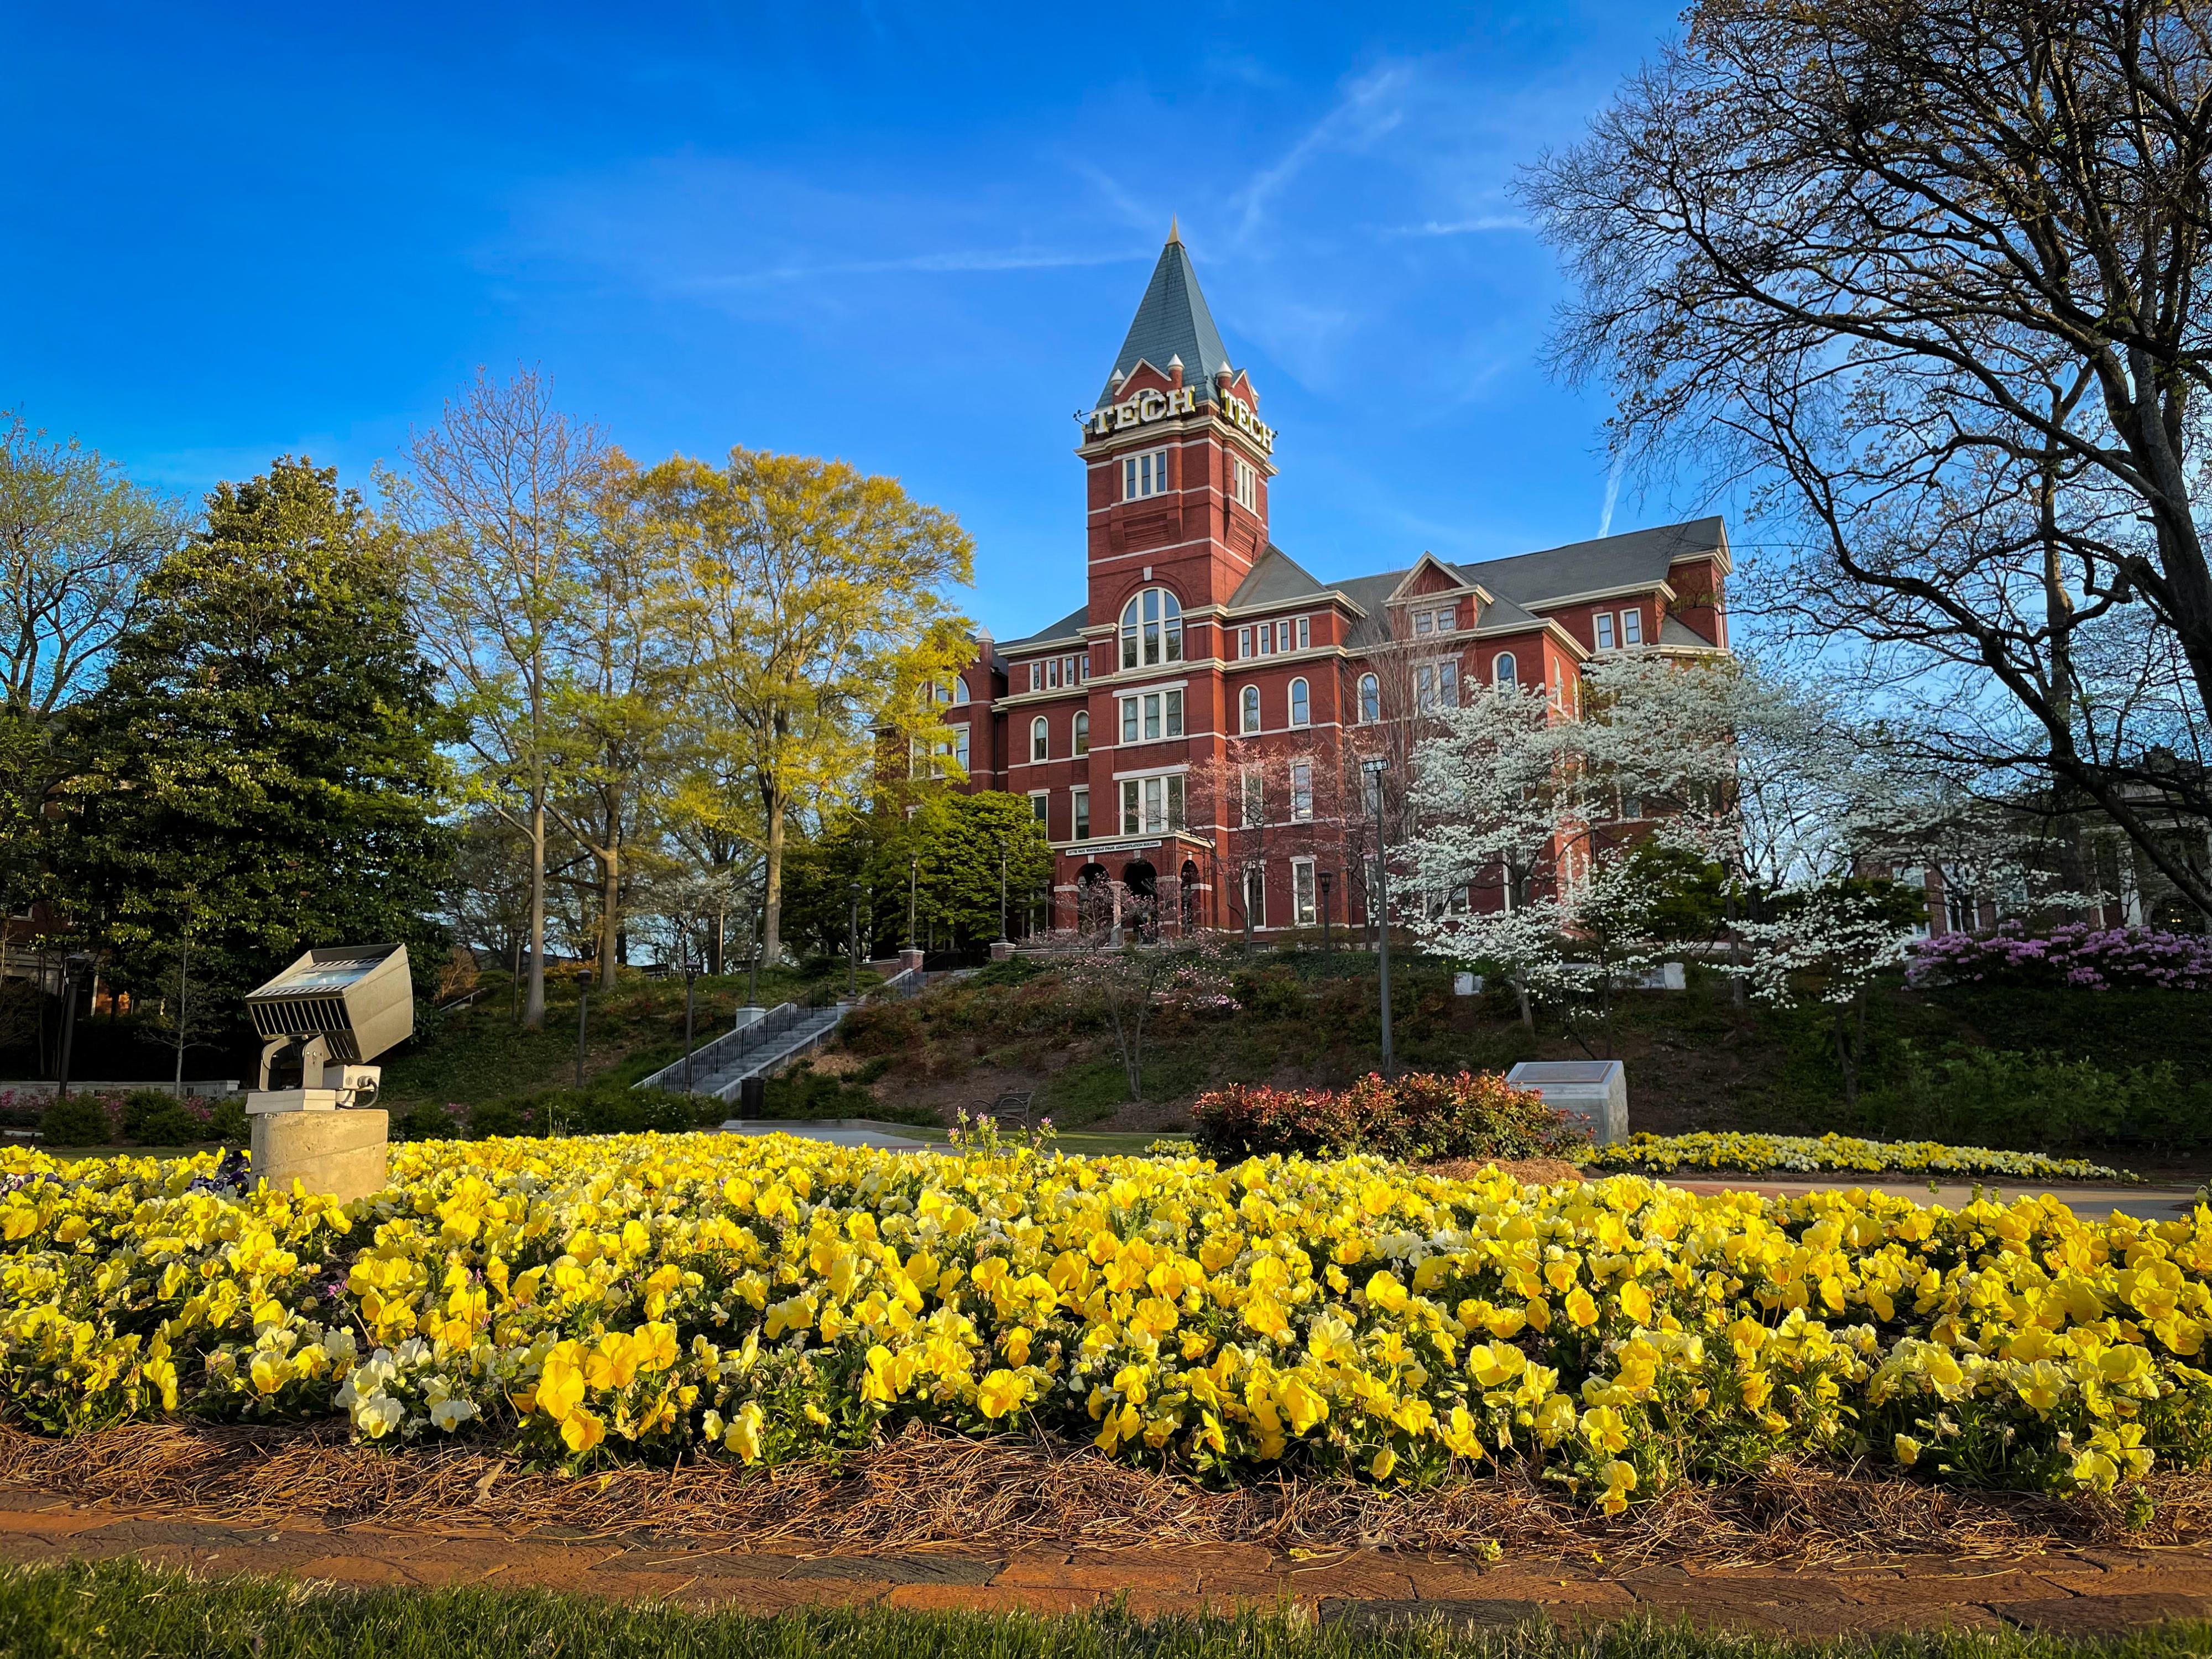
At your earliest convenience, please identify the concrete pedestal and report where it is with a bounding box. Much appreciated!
[897,948,925,973]
[989,940,1015,961]
[250,1108,389,1203]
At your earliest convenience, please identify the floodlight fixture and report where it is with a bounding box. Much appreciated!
[244,943,413,1112]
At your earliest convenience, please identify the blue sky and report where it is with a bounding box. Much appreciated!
[4,2,1699,639]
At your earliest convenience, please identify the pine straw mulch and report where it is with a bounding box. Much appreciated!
[2,1419,2206,1568]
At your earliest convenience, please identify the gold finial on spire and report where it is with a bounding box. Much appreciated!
[1168,215,1181,244]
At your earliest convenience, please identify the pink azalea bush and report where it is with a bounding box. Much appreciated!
[1191,1069,1589,1161]
[1907,922,2212,992]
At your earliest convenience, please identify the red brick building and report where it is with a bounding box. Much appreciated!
[943,228,1733,935]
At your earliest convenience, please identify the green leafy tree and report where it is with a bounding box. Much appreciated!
[646,448,975,963]
[59,458,455,1008]
[784,791,1052,956]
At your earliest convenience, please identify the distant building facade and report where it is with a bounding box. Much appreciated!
[940,229,1734,935]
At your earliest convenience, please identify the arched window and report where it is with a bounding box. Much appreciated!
[1072,710,1089,756]
[1288,677,1310,727]
[1240,685,1261,734]
[950,677,971,705]
[1031,716,1049,762]
[1119,587,1184,669]
[1492,652,1518,687]
[1358,673,1380,723]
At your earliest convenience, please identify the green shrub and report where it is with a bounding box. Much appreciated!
[120,1088,214,1146]
[964,954,1043,988]
[207,1097,248,1143]
[38,1094,117,1146]
[1191,1070,1588,1161]
[393,1102,465,1140]
[756,1061,937,1127]
[1868,1045,2212,1153]
[465,1099,527,1139]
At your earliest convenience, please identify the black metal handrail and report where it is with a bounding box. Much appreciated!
[634,1000,801,1093]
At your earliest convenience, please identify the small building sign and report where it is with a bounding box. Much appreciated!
[1506,1060,1627,1145]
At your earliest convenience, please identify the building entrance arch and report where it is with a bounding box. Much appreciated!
[1075,862,1111,935]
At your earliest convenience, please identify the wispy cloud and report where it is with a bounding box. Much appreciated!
[677,244,1148,291]
[1390,213,1528,236]
[1228,62,1411,241]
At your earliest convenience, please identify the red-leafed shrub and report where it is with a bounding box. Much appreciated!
[1190,1070,1588,1161]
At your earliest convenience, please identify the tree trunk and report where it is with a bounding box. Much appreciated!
[525,796,547,1029]
[761,789,787,964]
[598,834,621,990]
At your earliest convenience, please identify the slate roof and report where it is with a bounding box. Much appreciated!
[1454,517,1726,607]
[1097,231,1234,409]
[1227,546,1333,608]
[1219,517,1728,650]
[997,604,1088,653]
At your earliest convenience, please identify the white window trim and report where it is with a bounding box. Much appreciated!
[1291,857,1318,925]
[1123,446,1171,501]
[1030,715,1050,761]
[1287,676,1311,727]
[1071,785,1091,840]
[1028,790,1052,826]
[1619,606,1644,645]
[1110,761,1193,781]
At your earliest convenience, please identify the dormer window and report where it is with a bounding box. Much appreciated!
[1120,587,1183,668]
[1123,448,1170,500]
[1620,607,1643,645]
[1594,613,1616,650]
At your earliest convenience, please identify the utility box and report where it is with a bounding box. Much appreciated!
[241,944,412,1203]
[1453,971,1484,996]
[1506,1060,1628,1145]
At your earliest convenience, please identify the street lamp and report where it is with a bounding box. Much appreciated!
[995,834,1009,946]
[906,857,919,956]
[1318,870,1334,958]
[54,953,92,1100]
[1366,761,1394,1078]
[847,880,863,995]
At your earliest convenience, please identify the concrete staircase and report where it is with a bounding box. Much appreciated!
[633,967,929,1104]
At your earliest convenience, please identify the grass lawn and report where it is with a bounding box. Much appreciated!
[1,1561,2205,1659]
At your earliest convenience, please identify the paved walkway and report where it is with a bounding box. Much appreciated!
[5,1486,2210,1634]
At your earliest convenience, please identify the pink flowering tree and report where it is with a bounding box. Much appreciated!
[1040,905,1235,1104]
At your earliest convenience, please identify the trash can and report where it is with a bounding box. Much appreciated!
[740,1076,765,1117]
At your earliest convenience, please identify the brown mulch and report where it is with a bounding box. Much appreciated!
[1426,1157,1584,1185]
[3,1420,2204,1568]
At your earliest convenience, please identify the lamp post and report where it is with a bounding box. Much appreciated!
[747,889,764,1010]
[996,835,1009,946]
[847,880,863,995]
[681,948,699,1095]
[576,969,591,1089]
[906,857,919,954]
[54,953,91,1100]
[1318,870,1333,958]
[1365,760,1394,1077]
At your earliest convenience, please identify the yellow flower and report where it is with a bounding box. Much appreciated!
[1894,1434,1921,1468]
[724,1402,764,1463]
[976,1369,1029,1420]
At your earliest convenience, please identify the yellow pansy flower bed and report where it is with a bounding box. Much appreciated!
[3,1135,2209,1512]
[1585,1132,2131,1184]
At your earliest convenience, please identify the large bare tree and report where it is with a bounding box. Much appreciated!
[1524,0,2212,917]
[389,368,609,1028]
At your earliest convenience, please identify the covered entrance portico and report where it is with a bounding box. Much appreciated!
[1053,831,1213,938]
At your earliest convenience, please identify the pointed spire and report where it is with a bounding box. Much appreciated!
[1097,233,1232,409]
[1168,215,1181,244]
